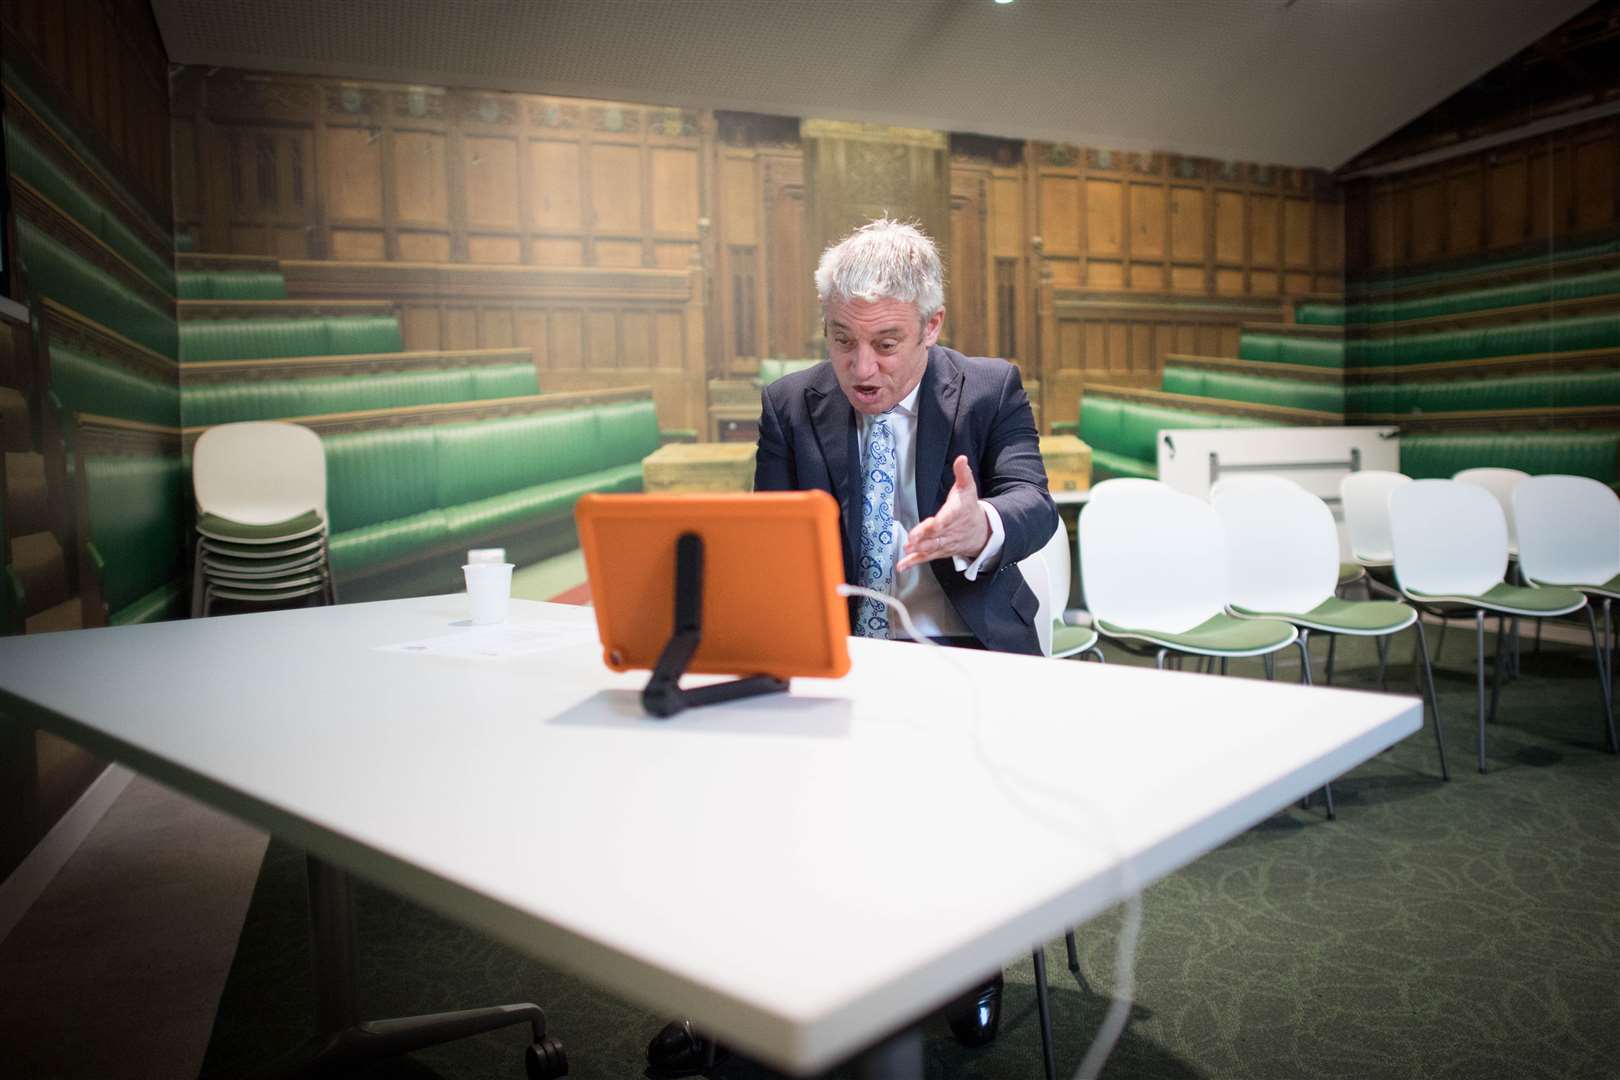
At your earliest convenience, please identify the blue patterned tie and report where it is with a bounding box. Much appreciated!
[856,416,898,638]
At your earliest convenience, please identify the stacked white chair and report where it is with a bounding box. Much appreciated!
[1019,518,1102,660]
[1454,467,1530,557]
[190,421,336,617]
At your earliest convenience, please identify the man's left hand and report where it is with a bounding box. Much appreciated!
[897,455,991,571]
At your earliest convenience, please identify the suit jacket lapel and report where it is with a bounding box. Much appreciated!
[915,347,963,520]
[807,379,860,560]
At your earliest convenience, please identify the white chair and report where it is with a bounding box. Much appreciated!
[1389,480,1593,773]
[1214,484,1446,784]
[1027,518,1101,660]
[1085,477,1166,501]
[1340,470,1411,573]
[1209,474,1364,596]
[1454,467,1529,556]
[191,422,336,616]
[1080,486,1297,669]
[1512,475,1620,756]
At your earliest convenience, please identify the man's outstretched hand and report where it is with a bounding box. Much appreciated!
[897,455,991,571]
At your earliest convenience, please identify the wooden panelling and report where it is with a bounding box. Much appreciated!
[529,140,583,230]
[463,136,520,228]
[1085,180,1122,257]
[1040,177,1081,255]
[330,229,386,260]
[1169,187,1204,263]
[394,131,450,225]
[1249,195,1279,267]
[1346,118,1620,276]
[467,235,521,264]
[1129,184,1165,260]
[326,126,385,221]
[1283,199,1311,268]
[1214,192,1245,263]
[589,144,643,234]
[651,148,699,234]
[398,232,451,261]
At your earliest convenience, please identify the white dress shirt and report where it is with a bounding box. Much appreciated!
[859,382,1006,640]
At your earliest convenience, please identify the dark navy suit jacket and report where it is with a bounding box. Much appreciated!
[753,345,1056,655]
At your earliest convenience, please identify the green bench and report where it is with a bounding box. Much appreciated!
[75,418,188,627]
[1307,267,1620,327]
[180,315,404,362]
[2,98,175,295]
[181,361,540,426]
[1237,331,1345,368]
[325,398,659,599]
[756,358,821,385]
[1347,369,1620,415]
[1347,236,1620,298]
[1400,432,1620,484]
[1079,394,1270,481]
[1346,312,1620,368]
[177,269,288,300]
[17,218,178,358]
[1161,365,1345,413]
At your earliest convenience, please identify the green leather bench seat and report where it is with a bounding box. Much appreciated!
[82,453,188,625]
[1237,332,1345,368]
[1346,313,1620,368]
[181,363,540,426]
[1347,370,1620,415]
[1332,267,1620,326]
[180,315,404,361]
[757,358,821,384]
[18,219,178,357]
[1079,394,1270,481]
[1161,366,1345,413]
[177,270,289,300]
[1295,303,1345,326]
[3,122,176,295]
[325,400,659,580]
[1400,432,1620,484]
[1347,236,1620,297]
[49,345,179,428]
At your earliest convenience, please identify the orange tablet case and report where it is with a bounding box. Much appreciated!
[574,491,852,680]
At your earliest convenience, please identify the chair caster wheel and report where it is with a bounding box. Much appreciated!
[525,1035,568,1078]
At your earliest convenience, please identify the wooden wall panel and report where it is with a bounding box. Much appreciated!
[464,136,520,228]
[529,141,584,230]
[1085,180,1122,256]
[1040,177,1081,255]
[590,145,643,234]
[1169,187,1204,263]
[1214,192,1245,263]
[651,149,699,233]
[394,132,450,226]
[1345,118,1620,277]
[326,127,385,221]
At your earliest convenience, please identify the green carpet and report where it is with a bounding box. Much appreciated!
[200,627,1620,1079]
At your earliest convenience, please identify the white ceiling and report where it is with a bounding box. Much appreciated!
[150,0,1591,170]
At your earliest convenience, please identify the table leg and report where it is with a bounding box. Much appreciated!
[249,855,565,1079]
[851,1026,923,1080]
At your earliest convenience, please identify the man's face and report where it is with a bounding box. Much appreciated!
[825,296,944,415]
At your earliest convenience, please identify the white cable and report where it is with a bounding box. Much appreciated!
[836,583,1144,1080]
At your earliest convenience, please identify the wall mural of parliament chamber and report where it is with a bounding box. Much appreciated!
[3,0,1620,885]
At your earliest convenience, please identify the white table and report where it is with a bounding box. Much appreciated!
[0,597,1421,1076]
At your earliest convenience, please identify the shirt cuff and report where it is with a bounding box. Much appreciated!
[954,502,1006,580]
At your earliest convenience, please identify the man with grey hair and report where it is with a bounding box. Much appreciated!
[646,218,1053,1074]
[758,216,1055,655]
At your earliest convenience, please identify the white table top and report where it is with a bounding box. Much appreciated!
[0,597,1420,1074]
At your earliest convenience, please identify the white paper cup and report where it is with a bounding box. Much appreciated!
[463,562,514,624]
[466,547,507,564]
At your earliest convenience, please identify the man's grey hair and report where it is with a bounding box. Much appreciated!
[814,217,945,322]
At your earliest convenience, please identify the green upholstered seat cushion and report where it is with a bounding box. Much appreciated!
[1160,366,1345,413]
[1338,562,1366,587]
[177,270,288,300]
[1052,622,1099,656]
[595,400,662,466]
[1231,597,1416,635]
[179,315,404,362]
[83,454,186,616]
[181,364,539,426]
[108,578,187,627]
[200,534,325,560]
[1407,581,1585,616]
[196,509,323,543]
[1346,369,1620,416]
[1096,612,1295,655]
[1346,236,1620,295]
[1530,572,1620,599]
[1237,332,1345,368]
[329,510,451,576]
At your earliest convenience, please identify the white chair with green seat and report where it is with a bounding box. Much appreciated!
[1085,477,1166,501]
[1208,474,1365,593]
[1388,480,1595,774]
[1511,474,1620,756]
[1025,518,1102,661]
[191,421,336,616]
[1340,470,1411,589]
[1079,484,1299,679]
[1213,483,1448,788]
[1456,467,1532,669]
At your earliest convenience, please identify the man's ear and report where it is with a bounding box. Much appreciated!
[922,307,945,347]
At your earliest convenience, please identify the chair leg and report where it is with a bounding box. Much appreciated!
[1411,619,1449,782]
[1488,615,1506,726]
[1324,635,1337,685]
[1436,616,1448,664]
[1065,930,1079,973]
[1296,633,1335,819]
[1155,649,1169,671]
[1219,657,1228,676]
[1263,652,1275,681]
[1475,610,1488,774]
[1031,949,1057,1080]
[1375,634,1389,692]
[1583,603,1619,755]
